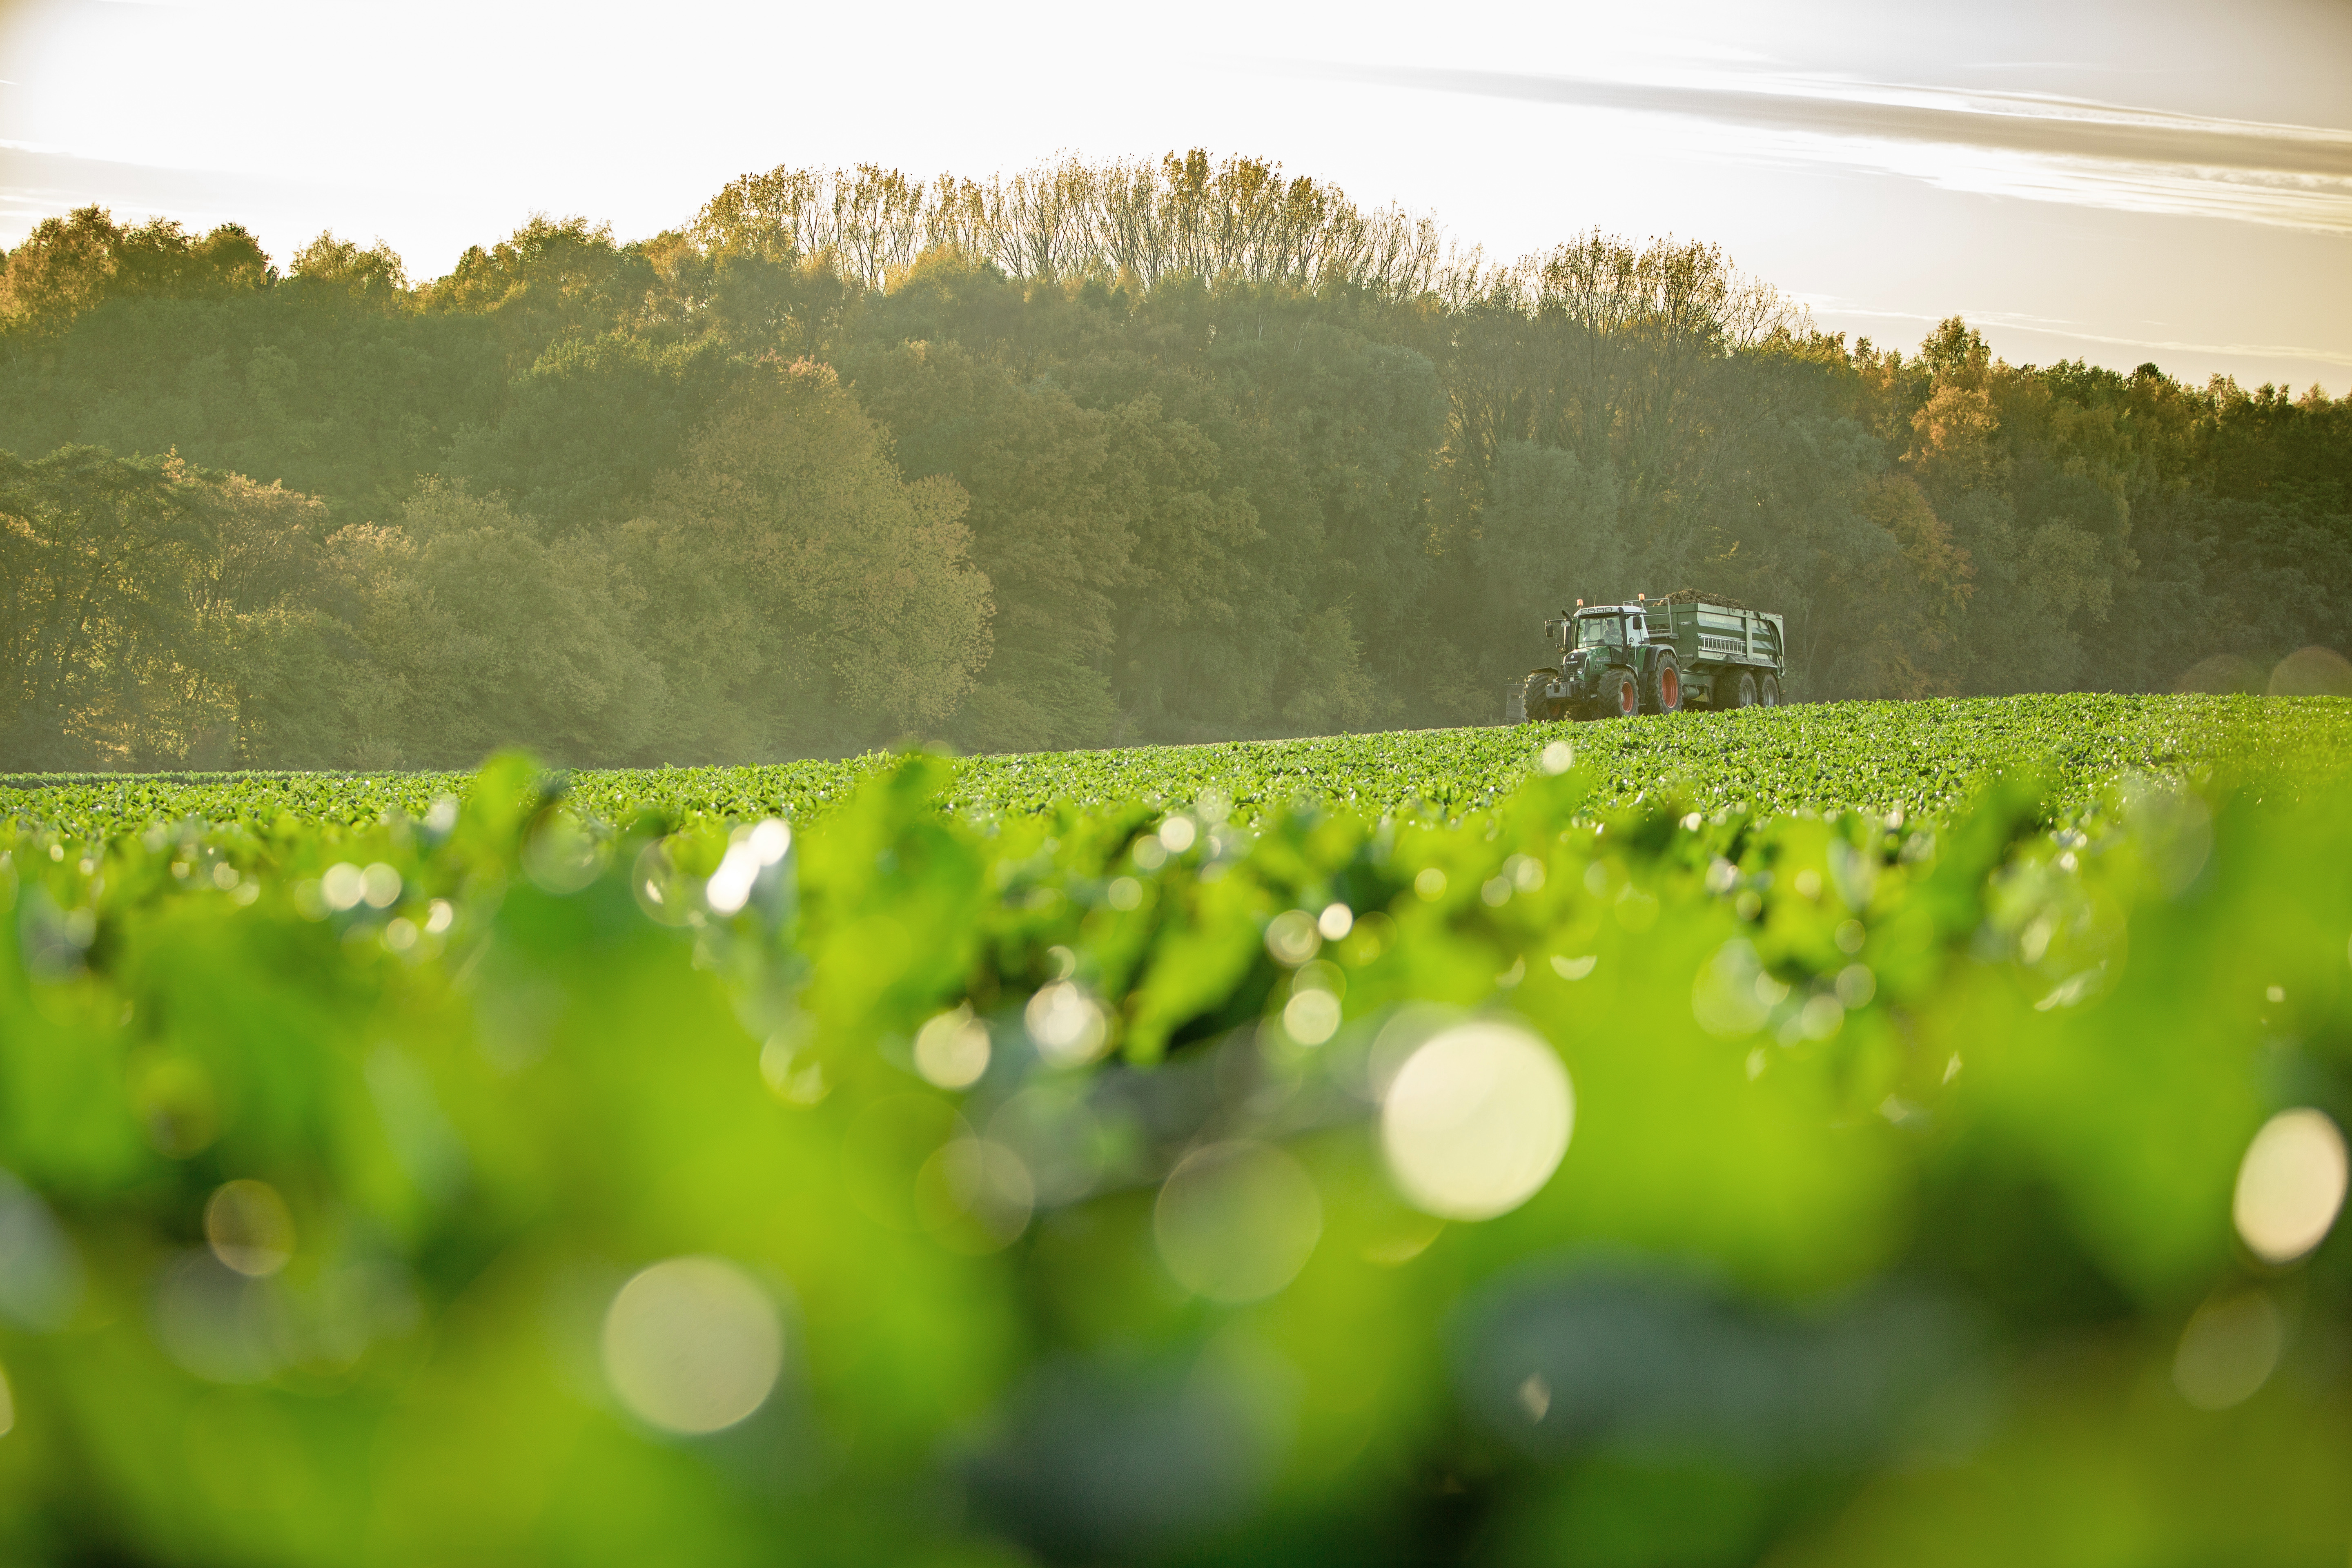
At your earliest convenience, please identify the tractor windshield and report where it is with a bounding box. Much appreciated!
[1573,614,1622,650]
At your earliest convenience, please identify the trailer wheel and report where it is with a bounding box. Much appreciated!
[1643,651,1683,715]
[1599,669,1639,718]
[1734,673,1757,708]
[1759,674,1781,707]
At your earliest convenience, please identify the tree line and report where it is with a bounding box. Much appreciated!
[3,151,2346,771]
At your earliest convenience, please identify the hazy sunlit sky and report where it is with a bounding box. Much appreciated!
[3,0,2347,390]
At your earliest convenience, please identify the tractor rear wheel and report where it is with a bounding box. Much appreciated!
[1734,672,1757,708]
[1759,674,1781,707]
[1597,668,1639,719]
[1643,652,1683,715]
[1521,669,1567,723]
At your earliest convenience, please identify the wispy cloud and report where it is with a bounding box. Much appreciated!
[1796,298,2352,375]
[0,140,349,239]
[1286,62,2352,233]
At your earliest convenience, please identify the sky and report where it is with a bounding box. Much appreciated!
[2,0,2347,391]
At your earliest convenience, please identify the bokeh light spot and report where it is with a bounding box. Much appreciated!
[746,818,792,864]
[2172,1290,2283,1410]
[521,813,606,895]
[601,1257,782,1435]
[204,1181,294,1277]
[1283,988,1342,1046]
[1027,982,1109,1068]
[707,819,793,915]
[759,1036,829,1105]
[1155,1140,1323,1303]
[2267,645,2352,697]
[915,1005,992,1089]
[1798,994,1844,1039]
[1265,910,1321,966]
[360,863,401,909]
[320,863,363,912]
[2233,1108,2348,1265]
[705,848,759,915]
[153,1252,288,1383]
[1381,1021,1572,1221]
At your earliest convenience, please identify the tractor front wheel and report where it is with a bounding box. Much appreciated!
[1734,672,1758,708]
[1597,668,1639,719]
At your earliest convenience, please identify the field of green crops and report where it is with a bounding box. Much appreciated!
[9,693,2351,840]
[3,693,2351,1566]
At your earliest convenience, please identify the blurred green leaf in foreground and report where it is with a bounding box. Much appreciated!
[1,748,2349,1566]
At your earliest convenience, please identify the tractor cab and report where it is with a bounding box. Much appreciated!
[1548,606,1641,662]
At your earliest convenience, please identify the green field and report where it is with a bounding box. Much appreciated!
[2,693,2350,1566]
[8,693,2351,839]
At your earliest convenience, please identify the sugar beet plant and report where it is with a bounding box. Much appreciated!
[0,737,2350,1564]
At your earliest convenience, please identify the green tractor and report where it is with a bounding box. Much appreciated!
[1519,591,1786,722]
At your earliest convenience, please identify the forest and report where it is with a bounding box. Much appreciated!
[2,151,2347,771]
